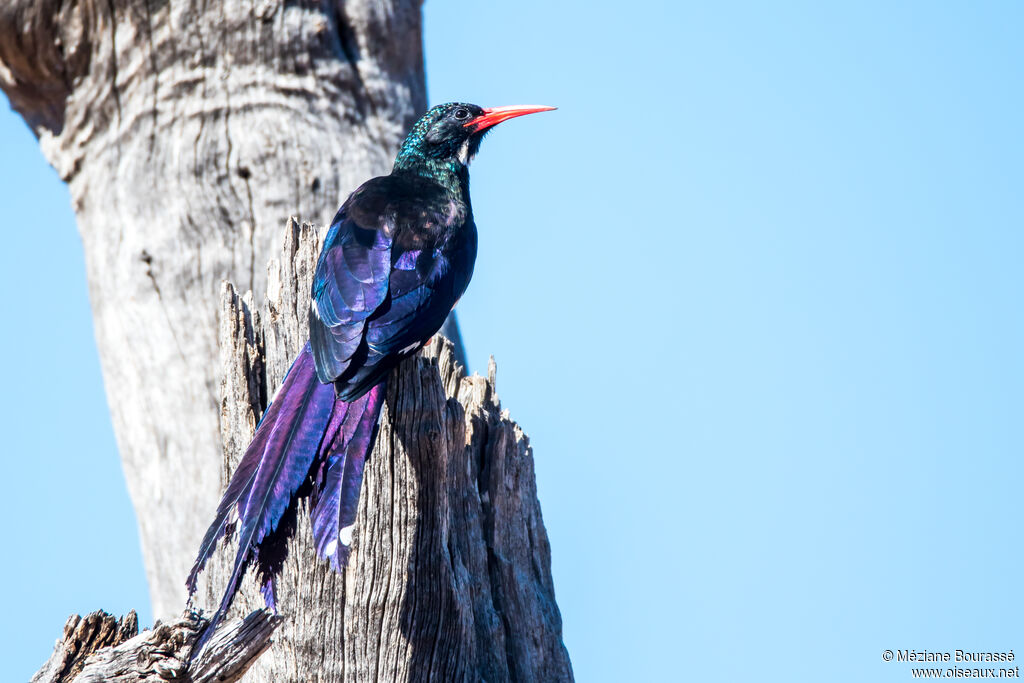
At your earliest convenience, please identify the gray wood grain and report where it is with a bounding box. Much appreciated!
[0,0,450,617]
[185,219,573,682]
[31,609,280,683]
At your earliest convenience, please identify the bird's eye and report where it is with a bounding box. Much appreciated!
[453,108,470,121]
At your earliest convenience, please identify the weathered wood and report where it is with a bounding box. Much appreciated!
[0,0,439,616]
[184,219,573,682]
[31,609,280,683]
[31,611,139,683]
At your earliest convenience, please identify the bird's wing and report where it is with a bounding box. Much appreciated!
[364,246,452,355]
[309,205,393,383]
[309,189,456,395]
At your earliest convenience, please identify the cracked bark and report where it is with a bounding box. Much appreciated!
[0,0,473,617]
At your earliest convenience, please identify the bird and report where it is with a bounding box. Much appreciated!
[185,102,555,653]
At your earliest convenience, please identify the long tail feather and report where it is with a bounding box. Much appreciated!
[186,417,270,596]
[188,343,335,655]
[310,381,386,570]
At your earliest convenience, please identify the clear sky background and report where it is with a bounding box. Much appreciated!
[2,2,1022,681]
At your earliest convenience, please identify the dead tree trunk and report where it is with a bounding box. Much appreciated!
[0,0,462,617]
[31,220,573,682]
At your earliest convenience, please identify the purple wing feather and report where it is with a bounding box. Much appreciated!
[310,214,392,383]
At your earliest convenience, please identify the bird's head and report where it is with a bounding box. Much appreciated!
[395,102,555,172]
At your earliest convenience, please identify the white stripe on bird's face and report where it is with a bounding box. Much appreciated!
[457,138,474,166]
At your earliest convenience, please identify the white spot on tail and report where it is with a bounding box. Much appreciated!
[311,299,321,319]
[339,524,355,546]
[324,539,338,557]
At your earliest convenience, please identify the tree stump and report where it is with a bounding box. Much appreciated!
[30,218,572,682]
[186,218,573,682]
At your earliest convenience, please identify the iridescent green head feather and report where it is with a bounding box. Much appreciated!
[393,102,556,176]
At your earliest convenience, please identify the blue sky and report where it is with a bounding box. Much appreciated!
[2,2,1023,680]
